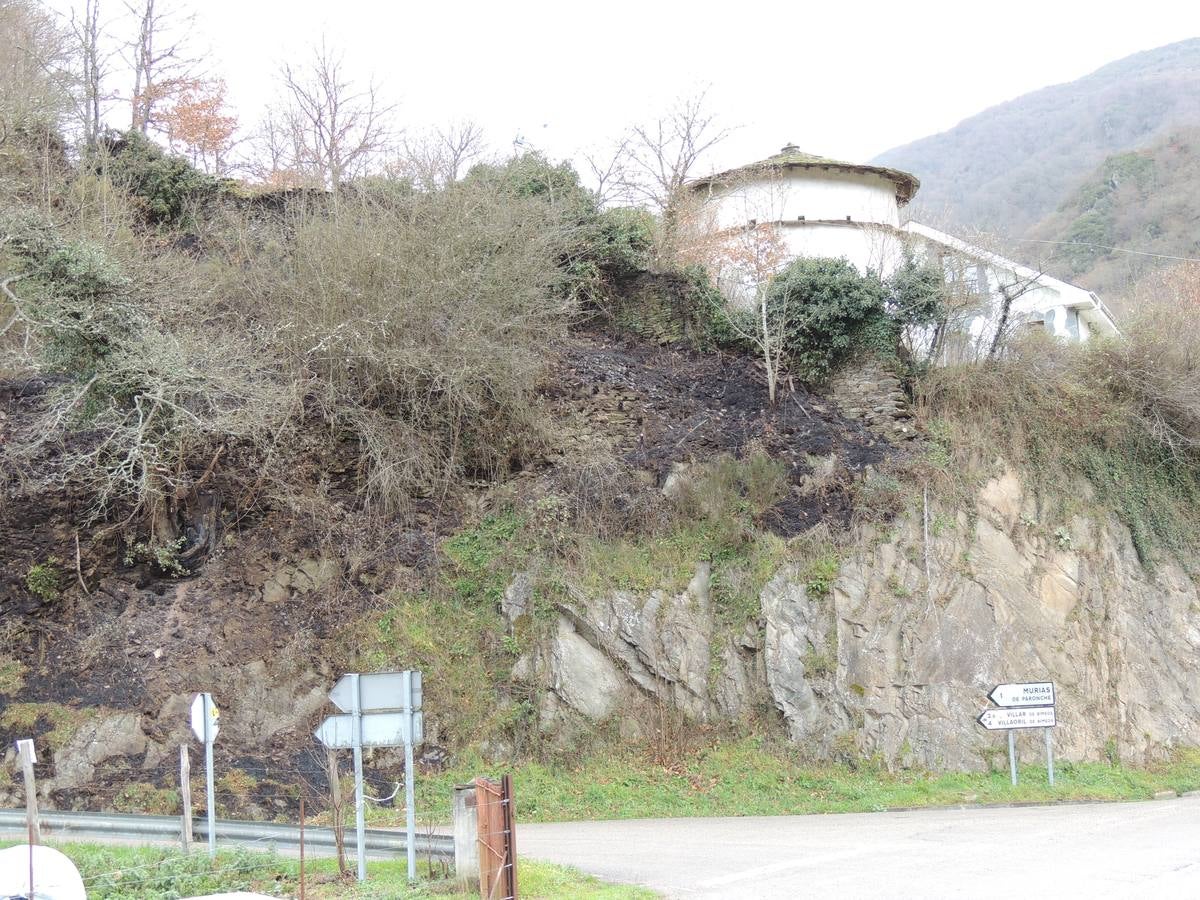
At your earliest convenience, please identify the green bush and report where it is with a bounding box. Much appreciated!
[99,130,222,226]
[25,558,62,600]
[591,206,655,278]
[767,257,890,382]
[19,237,135,377]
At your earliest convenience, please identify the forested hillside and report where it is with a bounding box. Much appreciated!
[874,39,1200,236]
[1029,130,1200,308]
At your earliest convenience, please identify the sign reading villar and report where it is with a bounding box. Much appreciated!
[978,681,1056,786]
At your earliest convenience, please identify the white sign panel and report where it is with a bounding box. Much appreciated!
[328,671,423,713]
[978,706,1056,730]
[190,693,220,742]
[314,711,424,749]
[988,682,1055,708]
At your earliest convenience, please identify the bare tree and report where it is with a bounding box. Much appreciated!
[67,0,107,146]
[718,221,792,403]
[683,172,793,402]
[581,136,633,207]
[394,120,486,190]
[243,108,307,187]
[126,0,195,135]
[0,0,75,134]
[277,41,393,193]
[625,87,731,213]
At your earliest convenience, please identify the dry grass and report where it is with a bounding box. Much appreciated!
[917,290,1200,563]
[2,165,579,546]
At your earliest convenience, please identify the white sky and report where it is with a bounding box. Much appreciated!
[47,0,1200,175]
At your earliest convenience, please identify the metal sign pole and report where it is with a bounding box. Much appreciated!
[351,673,367,882]
[203,694,216,858]
[1007,729,1017,786]
[1044,727,1055,786]
[404,670,417,883]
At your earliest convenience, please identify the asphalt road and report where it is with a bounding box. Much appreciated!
[518,797,1200,898]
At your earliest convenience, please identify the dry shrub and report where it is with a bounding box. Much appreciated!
[1106,266,1200,458]
[919,294,1200,562]
[542,456,666,541]
[4,162,578,549]
[223,180,574,513]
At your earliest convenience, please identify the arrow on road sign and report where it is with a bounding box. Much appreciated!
[314,711,424,749]
[978,706,1056,730]
[988,682,1055,708]
[328,671,423,713]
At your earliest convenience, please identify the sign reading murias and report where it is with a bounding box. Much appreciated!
[977,682,1056,786]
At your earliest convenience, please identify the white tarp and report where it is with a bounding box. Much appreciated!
[0,844,86,900]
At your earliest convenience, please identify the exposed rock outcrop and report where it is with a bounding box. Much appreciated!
[520,466,1200,769]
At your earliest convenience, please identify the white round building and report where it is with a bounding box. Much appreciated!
[691,143,920,278]
[690,144,1118,348]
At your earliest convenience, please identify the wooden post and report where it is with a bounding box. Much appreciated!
[16,739,40,844]
[180,744,194,852]
[326,748,348,876]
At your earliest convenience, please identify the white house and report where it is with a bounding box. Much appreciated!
[690,144,1119,357]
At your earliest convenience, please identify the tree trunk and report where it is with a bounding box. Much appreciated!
[989,285,1015,359]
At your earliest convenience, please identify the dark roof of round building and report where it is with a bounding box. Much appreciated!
[691,143,920,205]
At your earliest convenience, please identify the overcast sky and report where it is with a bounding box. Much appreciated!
[49,0,1200,176]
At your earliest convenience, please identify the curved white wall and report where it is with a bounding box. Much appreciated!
[708,168,902,231]
[779,223,908,277]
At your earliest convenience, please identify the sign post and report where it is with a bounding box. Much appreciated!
[352,673,366,883]
[403,670,417,884]
[316,671,423,884]
[978,682,1056,787]
[1045,725,1055,787]
[189,693,219,858]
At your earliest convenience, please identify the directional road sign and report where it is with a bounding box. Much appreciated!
[190,693,220,742]
[328,671,423,713]
[978,706,1056,730]
[314,710,424,749]
[988,682,1055,708]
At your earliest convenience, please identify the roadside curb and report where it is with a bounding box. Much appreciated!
[865,792,1189,815]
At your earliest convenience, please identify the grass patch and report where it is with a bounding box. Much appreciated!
[0,842,655,898]
[0,654,28,694]
[0,702,97,750]
[570,451,791,626]
[113,782,180,816]
[396,737,1200,824]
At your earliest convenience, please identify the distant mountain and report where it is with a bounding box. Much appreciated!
[873,39,1200,237]
[1028,130,1200,310]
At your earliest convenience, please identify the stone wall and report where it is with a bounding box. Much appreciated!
[829,360,916,441]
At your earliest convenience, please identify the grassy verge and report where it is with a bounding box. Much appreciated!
[399,737,1200,824]
[0,841,657,899]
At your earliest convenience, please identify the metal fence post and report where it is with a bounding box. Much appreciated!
[1045,727,1055,786]
[351,672,366,882]
[203,694,216,858]
[1008,729,1018,786]
[404,669,416,883]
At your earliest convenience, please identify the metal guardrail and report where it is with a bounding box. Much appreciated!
[0,808,454,859]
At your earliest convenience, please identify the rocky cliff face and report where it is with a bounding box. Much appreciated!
[520,466,1200,770]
